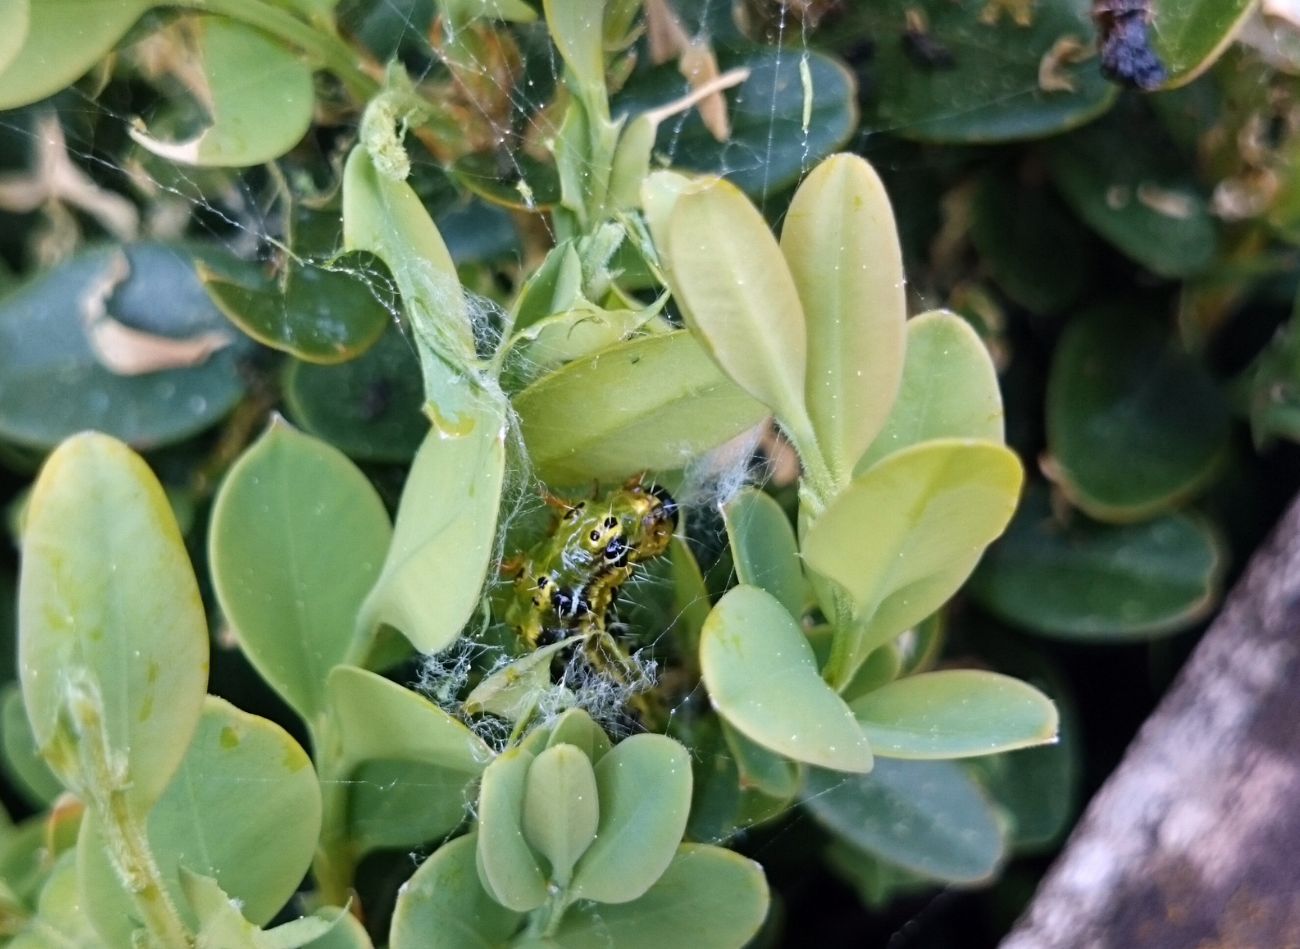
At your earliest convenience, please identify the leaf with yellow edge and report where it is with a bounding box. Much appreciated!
[804,439,1022,688]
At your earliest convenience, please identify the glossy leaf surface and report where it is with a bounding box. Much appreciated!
[0,244,245,450]
[1046,305,1229,521]
[515,331,768,485]
[0,0,149,109]
[804,758,1005,884]
[570,734,693,904]
[971,488,1223,639]
[210,421,392,721]
[130,17,314,167]
[664,179,811,436]
[700,585,872,773]
[856,311,1004,473]
[850,670,1058,759]
[804,439,1022,679]
[19,433,207,811]
[782,153,906,482]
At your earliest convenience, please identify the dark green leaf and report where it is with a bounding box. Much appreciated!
[1046,305,1230,520]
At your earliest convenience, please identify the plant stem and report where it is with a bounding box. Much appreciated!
[310,718,358,909]
[68,685,192,949]
[172,0,380,101]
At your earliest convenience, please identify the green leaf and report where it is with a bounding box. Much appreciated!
[1046,304,1229,521]
[850,670,1057,760]
[569,734,693,904]
[781,153,906,483]
[10,852,104,949]
[700,585,872,773]
[719,720,800,799]
[202,249,393,364]
[389,833,523,949]
[358,405,506,653]
[857,311,1004,473]
[544,0,605,100]
[476,747,548,912]
[663,179,812,440]
[343,147,464,337]
[179,869,338,949]
[0,685,60,808]
[970,165,1093,316]
[0,0,28,77]
[0,243,247,450]
[347,757,474,854]
[327,666,491,774]
[514,330,768,485]
[343,146,485,436]
[804,439,1022,683]
[522,744,599,887]
[19,433,207,811]
[554,845,769,948]
[0,0,150,110]
[804,758,1005,884]
[210,421,393,722]
[464,636,581,720]
[130,17,314,167]
[616,48,856,197]
[970,487,1224,640]
[545,709,612,763]
[1151,0,1254,89]
[844,0,1115,143]
[80,697,321,942]
[283,327,427,463]
[721,488,803,621]
[1047,116,1216,278]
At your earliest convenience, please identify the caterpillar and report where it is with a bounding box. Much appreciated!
[503,477,679,650]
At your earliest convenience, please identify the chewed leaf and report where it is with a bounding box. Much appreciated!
[130,18,314,168]
[850,670,1057,759]
[700,585,872,773]
[19,433,208,812]
[464,637,581,720]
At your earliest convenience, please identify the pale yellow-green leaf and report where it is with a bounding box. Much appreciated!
[18,433,207,812]
[522,744,599,886]
[781,153,906,483]
[851,670,1058,759]
[803,439,1023,685]
[664,179,812,439]
[700,585,872,773]
[476,747,547,911]
[358,406,506,653]
[544,0,606,99]
[857,311,1004,473]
